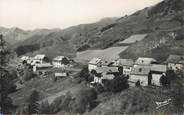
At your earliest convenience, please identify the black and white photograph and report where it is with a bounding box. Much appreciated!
[0,0,184,114]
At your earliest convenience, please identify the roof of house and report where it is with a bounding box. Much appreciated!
[34,54,46,60]
[96,66,119,73]
[21,56,30,60]
[131,65,151,75]
[113,59,134,66]
[35,63,53,68]
[55,72,67,77]
[88,58,102,65]
[151,64,167,73]
[135,57,157,65]
[166,55,184,63]
[100,60,112,66]
[53,56,69,61]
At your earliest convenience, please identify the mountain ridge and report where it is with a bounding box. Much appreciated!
[1,0,184,61]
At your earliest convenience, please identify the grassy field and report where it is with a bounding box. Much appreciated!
[118,34,148,44]
[90,87,175,114]
[76,46,128,61]
[9,66,82,107]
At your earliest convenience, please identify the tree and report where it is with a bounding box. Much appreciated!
[39,101,52,114]
[78,65,91,82]
[148,72,152,85]
[0,34,15,113]
[23,66,36,81]
[103,76,129,93]
[61,57,70,65]
[69,88,97,113]
[159,73,167,87]
[166,70,177,87]
[135,80,141,87]
[26,90,40,114]
[17,90,40,114]
[169,72,184,113]
[0,34,10,66]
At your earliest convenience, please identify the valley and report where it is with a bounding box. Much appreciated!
[1,0,184,114]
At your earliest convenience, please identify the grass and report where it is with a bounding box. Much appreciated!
[9,66,82,107]
[119,34,148,44]
[90,87,175,114]
[76,46,128,61]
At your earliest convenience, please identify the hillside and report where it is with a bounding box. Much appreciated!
[0,27,30,44]
[119,0,184,61]
[13,17,118,58]
[2,0,184,61]
[91,87,177,114]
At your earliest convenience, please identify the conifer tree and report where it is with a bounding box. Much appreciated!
[26,90,39,114]
[0,34,14,113]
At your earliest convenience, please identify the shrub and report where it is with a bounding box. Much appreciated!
[103,76,129,93]
[94,83,105,94]
[61,57,70,65]
[77,65,91,82]
[49,92,73,113]
[77,44,90,52]
[15,44,40,56]
[169,72,184,112]
[39,101,52,114]
[23,67,36,81]
[69,88,97,113]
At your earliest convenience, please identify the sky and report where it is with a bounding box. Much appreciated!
[0,0,162,30]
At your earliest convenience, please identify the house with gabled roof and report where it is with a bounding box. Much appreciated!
[20,56,33,64]
[113,59,134,75]
[166,54,184,71]
[129,65,151,86]
[150,64,167,86]
[91,66,119,84]
[135,57,157,66]
[52,56,70,68]
[88,58,102,72]
[32,54,49,65]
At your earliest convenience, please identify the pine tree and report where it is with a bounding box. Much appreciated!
[26,90,39,114]
[0,34,9,66]
[0,34,14,113]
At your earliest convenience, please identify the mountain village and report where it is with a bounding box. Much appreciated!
[1,0,184,114]
[19,52,184,87]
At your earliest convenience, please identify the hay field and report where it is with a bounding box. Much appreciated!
[76,46,128,61]
[119,34,148,44]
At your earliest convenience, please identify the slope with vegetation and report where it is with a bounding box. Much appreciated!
[3,0,183,62]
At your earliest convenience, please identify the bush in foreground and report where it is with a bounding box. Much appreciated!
[39,88,98,114]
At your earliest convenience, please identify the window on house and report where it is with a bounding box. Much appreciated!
[139,68,142,72]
